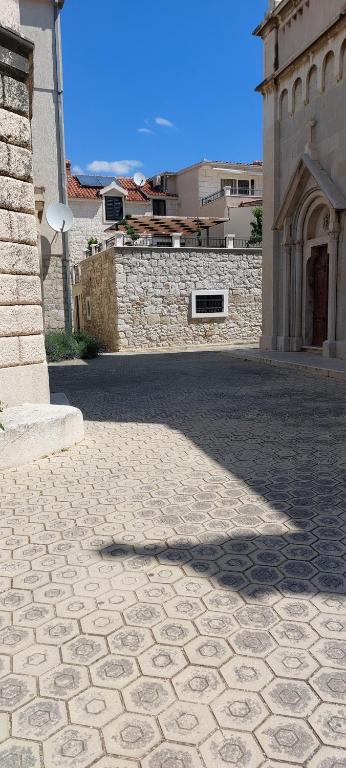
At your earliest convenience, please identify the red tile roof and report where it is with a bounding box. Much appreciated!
[67,175,177,202]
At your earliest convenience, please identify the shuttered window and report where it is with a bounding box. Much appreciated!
[105,196,123,221]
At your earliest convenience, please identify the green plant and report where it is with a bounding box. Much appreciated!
[87,236,100,254]
[248,207,263,246]
[45,330,102,362]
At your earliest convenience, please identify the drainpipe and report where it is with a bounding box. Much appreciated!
[53,0,73,331]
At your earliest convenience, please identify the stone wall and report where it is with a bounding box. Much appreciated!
[0,20,49,406]
[80,246,262,351]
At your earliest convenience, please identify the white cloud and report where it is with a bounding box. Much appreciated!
[155,116,175,128]
[137,128,154,135]
[72,164,84,174]
[87,160,143,174]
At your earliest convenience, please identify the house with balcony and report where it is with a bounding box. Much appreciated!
[149,160,263,241]
[67,164,179,266]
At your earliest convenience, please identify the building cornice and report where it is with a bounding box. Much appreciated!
[254,0,304,37]
[0,23,34,80]
[255,6,346,93]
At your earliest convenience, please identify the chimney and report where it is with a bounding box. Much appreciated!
[66,160,71,176]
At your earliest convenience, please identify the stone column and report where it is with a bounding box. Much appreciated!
[323,231,338,358]
[277,241,291,351]
[0,10,49,405]
[291,240,303,351]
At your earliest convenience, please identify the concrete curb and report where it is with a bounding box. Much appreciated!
[0,403,84,470]
[227,348,346,381]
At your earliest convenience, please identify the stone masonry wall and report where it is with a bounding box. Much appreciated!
[0,26,49,405]
[80,246,262,351]
[80,250,118,351]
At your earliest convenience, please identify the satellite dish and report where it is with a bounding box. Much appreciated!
[46,202,74,233]
[133,172,146,188]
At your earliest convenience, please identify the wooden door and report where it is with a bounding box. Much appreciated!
[312,246,328,346]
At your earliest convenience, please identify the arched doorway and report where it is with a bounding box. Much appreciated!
[306,246,329,347]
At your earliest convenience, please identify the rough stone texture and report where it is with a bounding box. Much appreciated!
[0,361,50,407]
[41,255,69,330]
[1,275,42,305]
[79,247,262,351]
[0,403,84,470]
[0,176,35,213]
[0,209,37,244]
[0,141,33,181]
[0,107,31,147]
[0,305,43,336]
[2,75,29,116]
[0,243,39,275]
[0,351,343,763]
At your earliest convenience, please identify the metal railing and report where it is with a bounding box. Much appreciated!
[201,187,263,206]
[233,238,262,248]
[181,237,226,248]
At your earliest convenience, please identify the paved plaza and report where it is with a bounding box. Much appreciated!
[1,350,346,767]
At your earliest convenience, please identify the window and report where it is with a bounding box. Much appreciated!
[238,180,250,195]
[104,196,123,221]
[153,199,166,216]
[191,289,228,319]
[221,178,237,192]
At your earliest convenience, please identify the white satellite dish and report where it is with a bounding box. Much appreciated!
[133,172,146,188]
[46,202,74,233]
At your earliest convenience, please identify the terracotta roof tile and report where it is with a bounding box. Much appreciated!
[67,175,177,202]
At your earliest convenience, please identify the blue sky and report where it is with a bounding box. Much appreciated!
[61,0,267,177]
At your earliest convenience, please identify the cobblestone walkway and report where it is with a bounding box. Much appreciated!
[1,350,346,767]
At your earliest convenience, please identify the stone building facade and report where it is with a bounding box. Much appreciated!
[76,246,262,351]
[0,3,49,405]
[255,0,346,358]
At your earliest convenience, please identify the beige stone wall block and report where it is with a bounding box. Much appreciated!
[0,335,20,367]
[0,305,43,336]
[0,141,33,181]
[0,0,20,32]
[0,242,39,274]
[0,108,31,148]
[0,274,42,305]
[0,209,37,245]
[19,334,46,364]
[2,75,29,116]
[0,176,35,213]
[0,361,49,406]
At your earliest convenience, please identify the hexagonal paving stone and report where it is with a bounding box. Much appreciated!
[0,625,34,655]
[123,602,165,627]
[93,759,140,768]
[123,676,175,715]
[173,664,225,704]
[0,713,9,743]
[36,617,79,646]
[0,673,36,711]
[0,655,10,680]
[12,602,54,628]
[310,667,346,704]
[139,644,187,678]
[91,654,139,689]
[235,605,278,630]
[103,712,161,758]
[212,689,268,730]
[39,663,89,700]
[13,643,60,676]
[312,614,346,640]
[56,596,97,620]
[62,634,108,665]
[195,611,238,638]
[267,647,319,679]
[142,743,204,768]
[12,697,67,740]
[69,685,123,726]
[185,635,232,667]
[263,679,318,716]
[200,729,264,768]
[44,724,103,767]
[275,598,318,623]
[221,655,273,691]
[165,596,204,620]
[80,609,122,635]
[0,738,41,768]
[202,589,244,613]
[159,701,216,745]
[136,583,175,604]
[311,639,346,669]
[97,589,136,612]
[309,703,346,747]
[256,715,319,763]
[270,620,318,649]
[307,746,346,767]
[231,628,276,658]
[153,619,196,646]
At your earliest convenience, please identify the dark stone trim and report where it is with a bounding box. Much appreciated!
[0,24,33,80]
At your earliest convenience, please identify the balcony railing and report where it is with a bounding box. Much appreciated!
[201,187,263,206]
[181,237,227,248]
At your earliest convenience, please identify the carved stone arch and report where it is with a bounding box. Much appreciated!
[322,49,336,91]
[305,64,318,103]
[292,77,303,113]
[337,37,346,80]
[279,88,289,121]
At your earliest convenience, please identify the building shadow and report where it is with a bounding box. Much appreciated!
[49,350,346,601]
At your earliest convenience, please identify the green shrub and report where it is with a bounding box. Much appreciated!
[74,330,102,359]
[45,330,101,362]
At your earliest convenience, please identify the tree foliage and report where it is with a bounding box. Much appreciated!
[248,207,263,245]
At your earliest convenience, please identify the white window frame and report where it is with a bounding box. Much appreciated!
[86,296,91,321]
[191,289,228,319]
